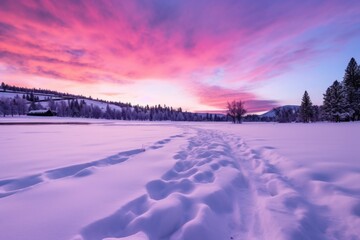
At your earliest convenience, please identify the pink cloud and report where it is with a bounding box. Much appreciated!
[191,83,279,113]
[0,0,360,111]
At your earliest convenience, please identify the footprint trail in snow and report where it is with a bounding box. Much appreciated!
[0,134,183,199]
[78,128,329,240]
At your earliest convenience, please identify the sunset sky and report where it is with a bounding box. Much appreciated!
[1,0,360,113]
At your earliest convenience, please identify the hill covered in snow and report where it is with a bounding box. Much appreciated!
[0,83,227,122]
[260,105,300,118]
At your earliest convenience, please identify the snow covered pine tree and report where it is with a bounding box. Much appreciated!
[323,80,350,122]
[343,58,360,120]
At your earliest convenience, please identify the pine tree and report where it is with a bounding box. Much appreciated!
[323,80,350,122]
[299,91,313,123]
[0,97,10,116]
[29,101,37,111]
[1,82,6,91]
[343,58,360,120]
[344,58,359,89]
[322,87,332,121]
[48,98,56,111]
[311,105,321,122]
[104,104,114,119]
[357,64,360,119]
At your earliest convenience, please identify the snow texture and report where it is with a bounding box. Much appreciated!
[0,119,359,240]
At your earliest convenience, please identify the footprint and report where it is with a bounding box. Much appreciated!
[0,148,146,199]
[102,156,129,165]
[267,179,279,196]
[204,189,233,214]
[1,174,43,191]
[74,167,96,178]
[264,146,276,150]
[146,179,194,200]
[149,145,163,150]
[162,168,198,181]
[174,161,194,172]
[231,174,248,189]
[196,158,212,166]
[173,151,188,160]
[46,163,92,179]
[170,134,184,138]
[210,163,220,171]
[193,171,215,183]
[80,195,150,240]
[219,160,236,168]
[156,139,171,145]
[196,152,212,159]
[0,179,14,187]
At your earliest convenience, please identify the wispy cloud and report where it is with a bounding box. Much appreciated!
[0,0,360,111]
[192,83,279,112]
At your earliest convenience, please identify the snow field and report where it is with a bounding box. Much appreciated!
[197,122,360,239]
[0,120,359,239]
[0,125,188,240]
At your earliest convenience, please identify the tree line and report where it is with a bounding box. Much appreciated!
[297,57,360,123]
[229,57,360,123]
[0,86,228,122]
[2,57,359,123]
[46,98,227,121]
[0,95,27,117]
[1,82,135,109]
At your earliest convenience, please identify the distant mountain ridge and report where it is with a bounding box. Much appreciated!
[260,105,300,118]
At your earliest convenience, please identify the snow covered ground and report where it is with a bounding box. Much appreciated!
[0,118,359,240]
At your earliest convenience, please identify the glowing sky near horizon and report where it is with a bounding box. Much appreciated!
[0,0,360,113]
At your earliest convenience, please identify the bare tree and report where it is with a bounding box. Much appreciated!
[235,101,247,123]
[227,100,237,123]
[227,100,247,123]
